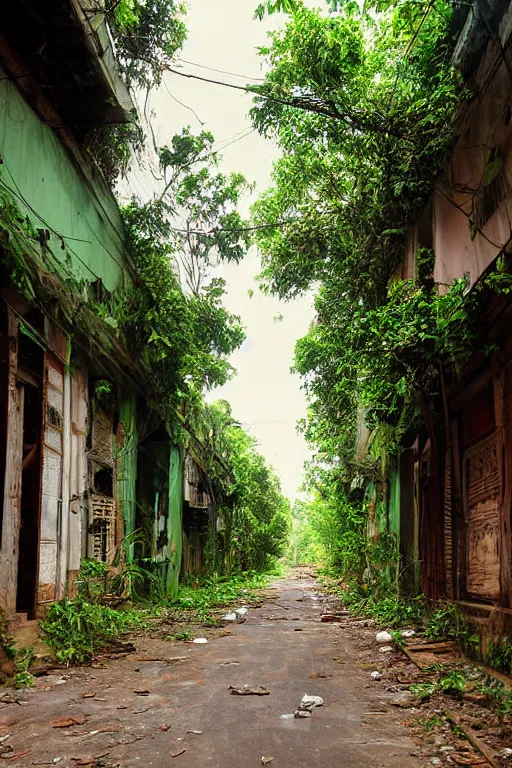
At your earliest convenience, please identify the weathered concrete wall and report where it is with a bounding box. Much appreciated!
[434,12,512,288]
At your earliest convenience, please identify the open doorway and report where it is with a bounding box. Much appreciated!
[16,335,44,617]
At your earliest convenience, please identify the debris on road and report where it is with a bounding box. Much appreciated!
[187,730,203,735]
[376,631,393,643]
[370,671,382,681]
[229,685,270,696]
[192,638,208,644]
[51,715,86,728]
[221,613,238,622]
[379,645,393,653]
[169,747,187,758]
[294,693,324,718]
[261,757,274,765]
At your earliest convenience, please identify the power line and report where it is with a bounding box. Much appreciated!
[177,58,265,82]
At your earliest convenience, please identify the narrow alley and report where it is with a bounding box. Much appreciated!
[0,572,421,768]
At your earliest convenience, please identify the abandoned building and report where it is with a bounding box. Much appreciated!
[0,1,219,626]
[356,0,512,650]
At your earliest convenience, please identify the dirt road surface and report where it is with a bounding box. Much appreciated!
[0,572,422,767]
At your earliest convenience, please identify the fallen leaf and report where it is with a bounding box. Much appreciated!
[51,715,86,728]
[169,748,187,758]
[159,725,170,732]
[71,759,96,766]
[262,758,274,765]
[133,690,150,696]
[80,692,96,699]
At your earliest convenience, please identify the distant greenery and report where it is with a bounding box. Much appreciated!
[185,400,292,573]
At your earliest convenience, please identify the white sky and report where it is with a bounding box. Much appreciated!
[133,1,315,500]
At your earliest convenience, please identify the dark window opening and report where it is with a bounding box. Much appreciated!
[93,468,113,497]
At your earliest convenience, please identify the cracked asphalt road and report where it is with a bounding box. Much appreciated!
[0,571,422,767]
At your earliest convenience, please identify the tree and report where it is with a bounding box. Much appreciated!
[117,129,253,422]
[250,0,465,479]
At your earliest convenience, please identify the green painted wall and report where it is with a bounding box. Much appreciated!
[0,77,129,292]
[388,460,401,538]
[116,397,138,559]
[166,446,182,597]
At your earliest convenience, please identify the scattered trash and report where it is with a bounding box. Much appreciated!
[192,638,208,644]
[390,692,414,708]
[294,628,303,632]
[261,758,274,765]
[300,694,324,709]
[430,759,442,766]
[378,645,393,653]
[133,690,150,696]
[220,661,239,666]
[221,613,237,622]
[51,715,86,728]
[502,748,512,758]
[235,607,248,616]
[169,748,187,758]
[279,714,294,720]
[370,671,382,681]
[376,631,393,643]
[401,629,416,638]
[187,730,203,735]
[294,693,324,717]
[229,685,270,696]
[159,725,171,732]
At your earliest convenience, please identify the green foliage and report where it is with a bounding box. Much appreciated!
[41,599,148,665]
[112,0,187,89]
[249,0,467,499]
[184,399,291,573]
[425,602,479,654]
[174,571,270,614]
[116,130,251,428]
[486,639,512,676]
[13,648,35,689]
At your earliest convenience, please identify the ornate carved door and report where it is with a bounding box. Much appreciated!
[463,431,502,601]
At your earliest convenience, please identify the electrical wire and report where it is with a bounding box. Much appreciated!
[177,58,265,82]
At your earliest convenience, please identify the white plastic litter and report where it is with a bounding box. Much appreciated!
[379,645,393,653]
[401,629,416,638]
[300,694,324,709]
[222,613,237,622]
[235,607,248,616]
[370,671,382,681]
[192,638,208,644]
[376,631,393,643]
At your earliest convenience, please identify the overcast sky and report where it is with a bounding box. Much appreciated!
[135,1,315,500]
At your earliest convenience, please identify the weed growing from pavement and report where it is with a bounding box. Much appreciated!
[411,662,512,723]
[41,599,150,666]
[13,647,35,689]
[41,566,281,666]
[168,569,279,623]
